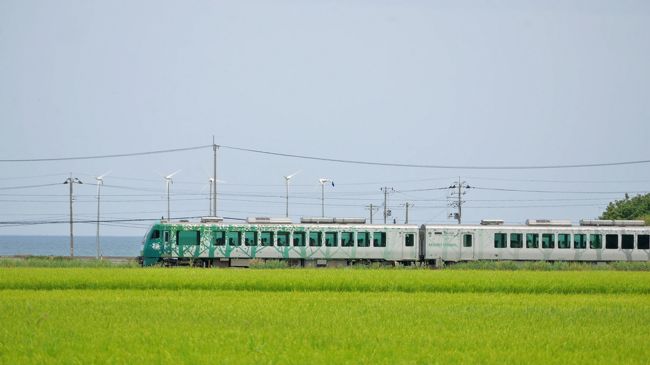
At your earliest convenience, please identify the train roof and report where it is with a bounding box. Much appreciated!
[158,217,647,230]
[158,218,418,229]
[422,219,648,230]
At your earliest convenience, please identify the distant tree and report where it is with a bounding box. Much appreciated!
[600,193,650,224]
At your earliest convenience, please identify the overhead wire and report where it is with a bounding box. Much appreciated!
[472,186,649,194]
[1,142,649,169]
[0,145,212,162]
[218,144,650,170]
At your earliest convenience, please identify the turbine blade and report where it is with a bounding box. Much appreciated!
[286,170,301,180]
[166,169,182,179]
[97,170,111,180]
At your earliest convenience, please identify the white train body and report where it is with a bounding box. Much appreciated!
[422,222,650,262]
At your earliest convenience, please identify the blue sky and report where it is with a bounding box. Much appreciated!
[1,0,649,236]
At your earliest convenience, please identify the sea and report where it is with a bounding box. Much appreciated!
[0,235,142,257]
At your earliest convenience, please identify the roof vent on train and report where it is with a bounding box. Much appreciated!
[246,217,293,224]
[526,219,572,227]
[579,219,646,227]
[480,219,504,225]
[200,216,223,223]
[300,217,367,224]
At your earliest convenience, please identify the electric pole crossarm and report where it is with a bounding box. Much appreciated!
[448,177,471,224]
[380,187,394,224]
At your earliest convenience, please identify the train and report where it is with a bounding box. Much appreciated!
[139,216,650,267]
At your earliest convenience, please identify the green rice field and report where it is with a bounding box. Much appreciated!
[1,268,649,364]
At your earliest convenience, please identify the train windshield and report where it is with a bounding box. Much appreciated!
[142,225,155,244]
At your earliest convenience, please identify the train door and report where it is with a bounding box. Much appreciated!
[403,231,417,261]
[460,232,474,260]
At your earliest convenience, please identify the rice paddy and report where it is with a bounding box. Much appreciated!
[1,268,648,364]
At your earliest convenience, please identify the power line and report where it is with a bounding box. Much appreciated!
[0,145,212,162]
[0,173,68,181]
[473,187,649,194]
[396,187,449,193]
[0,183,62,190]
[2,142,649,169]
[466,176,650,184]
[219,144,650,170]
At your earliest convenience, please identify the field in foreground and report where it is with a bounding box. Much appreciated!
[0,269,649,364]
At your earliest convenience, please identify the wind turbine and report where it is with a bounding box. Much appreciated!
[208,177,214,216]
[205,177,226,216]
[283,171,300,217]
[95,171,110,260]
[318,178,334,217]
[163,170,181,221]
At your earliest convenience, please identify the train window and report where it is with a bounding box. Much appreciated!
[357,232,370,247]
[558,234,570,249]
[541,234,554,249]
[406,234,416,247]
[510,233,522,248]
[589,234,602,249]
[226,231,241,246]
[574,234,586,249]
[151,230,161,239]
[526,234,539,248]
[163,231,169,242]
[214,231,225,246]
[244,231,257,246]
[341,232,354,247]
[494,233,507,248]
[605,234,618,249]
[622,234,634,250]
[373,232,386,247]
[261,232,274,246]
[178,230,200,246]
[309,232,322,247]
[325,232,338,247]
[277,232,290,246]
[293,232,306,247]
[463,234,472,248]
[638,235,650,250]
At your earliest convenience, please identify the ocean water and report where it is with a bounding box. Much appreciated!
[0,235,142,257]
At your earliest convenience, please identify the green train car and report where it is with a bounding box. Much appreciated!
[140,217,420,267]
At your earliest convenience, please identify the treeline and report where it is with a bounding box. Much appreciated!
[601,193,650,224]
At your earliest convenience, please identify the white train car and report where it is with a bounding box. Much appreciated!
[422,219,650,264]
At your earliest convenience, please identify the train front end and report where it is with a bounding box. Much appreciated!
[140,223,166,266]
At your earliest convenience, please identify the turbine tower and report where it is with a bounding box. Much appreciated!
[318,178,334,217]
[208,177,214,215]
[283,171,300,218]
[164,170,181,221]
[95,171,110,260]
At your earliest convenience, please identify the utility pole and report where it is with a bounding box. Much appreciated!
[212,137,219,217]
[448,177,470,224]
[365,203,379,224]
[404,202,413,224]
[380,187,394,224]
[63,175,82,257]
